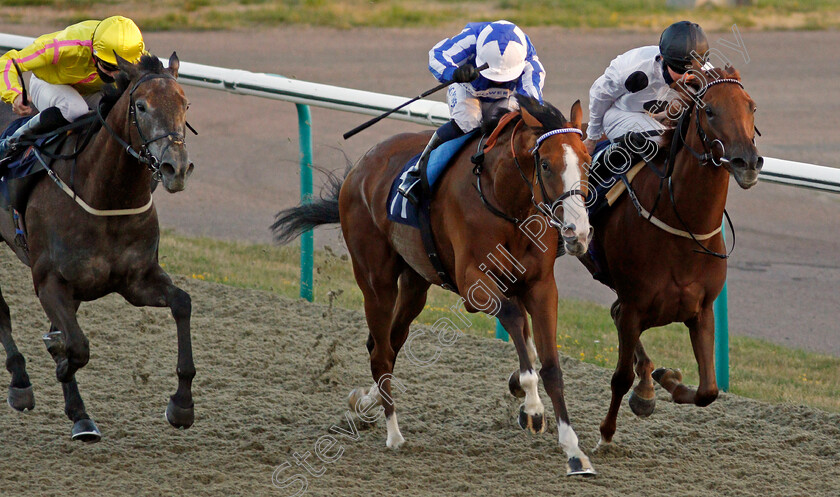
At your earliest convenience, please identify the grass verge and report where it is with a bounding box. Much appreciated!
[160,230,840,413]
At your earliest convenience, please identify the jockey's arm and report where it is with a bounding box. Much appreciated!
[587,58,627,144]
[428,24,481,83]
[0,40,52,107]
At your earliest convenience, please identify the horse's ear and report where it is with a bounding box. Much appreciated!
[114,52,138,79]
[516,94,543,128]
[569,100,583,130]
[168,52,180,79]
[725,64,740,80]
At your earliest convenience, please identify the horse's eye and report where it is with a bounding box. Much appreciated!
[540,159,550,171]
[136,102,146,113]
[705,107,714,118]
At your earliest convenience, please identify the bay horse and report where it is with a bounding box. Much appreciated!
[273,95,599,475]
[0,53,195,441]
[580,66,762,448]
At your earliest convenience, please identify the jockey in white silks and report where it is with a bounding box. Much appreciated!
[583,21,711,175]
[398,20,545,205]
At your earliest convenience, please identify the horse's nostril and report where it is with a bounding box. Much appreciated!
[730,157,746,169]
[160,162,176,178]
[755,156,764,169]
[186,162,195,177]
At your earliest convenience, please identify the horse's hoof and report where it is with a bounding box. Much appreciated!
[652,367,682,385]
[347,387,367,412]
[566,456,597,477]
[386,433,405,450]
[7,385,35,412]
[165,398,195,429]
[508,371,525,398]
[628,390,656,417]
[71,418,101,443]
[42,330,65,356]
[517,405,545,434]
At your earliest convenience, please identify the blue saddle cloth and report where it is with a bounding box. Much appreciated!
[387,131,477,227]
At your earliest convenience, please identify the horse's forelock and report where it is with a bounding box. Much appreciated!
[524,101,568,131]
[100,54,168,116]
[137,54,165,74]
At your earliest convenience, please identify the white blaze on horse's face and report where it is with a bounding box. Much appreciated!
[560,144,592,256]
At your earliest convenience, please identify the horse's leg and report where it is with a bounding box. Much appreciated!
[612,301,655,416]
[36,275,90,385]
[653,308,719,406]
[496,297,546,434]
[345,236,404,448]
[389,269,431,356]
[42,306,100,442]
[0,285,34,412]
[350,267,429,446]
[507,314,537,399]
[523,280,595,476]
[628,342,656,417]
[122,267,194,429]
[598,302,641,448]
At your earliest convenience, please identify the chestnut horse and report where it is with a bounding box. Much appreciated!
[273,95,598,475]
[581,66,762,448]
[0,53,195,441]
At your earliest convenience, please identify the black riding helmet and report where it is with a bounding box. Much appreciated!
[659,21,709,74]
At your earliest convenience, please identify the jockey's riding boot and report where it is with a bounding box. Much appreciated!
[0,107,69,158]
[398,130,443,206]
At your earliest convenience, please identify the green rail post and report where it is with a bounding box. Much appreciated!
[296,103,314,302]
[714,219,729,392]
[496,320,508,341]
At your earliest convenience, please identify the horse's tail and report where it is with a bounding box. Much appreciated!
[272,165,346,245]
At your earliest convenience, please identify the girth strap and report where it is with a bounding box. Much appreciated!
[417,198,458,292]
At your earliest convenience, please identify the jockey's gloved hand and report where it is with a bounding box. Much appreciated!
[452,64,480,83]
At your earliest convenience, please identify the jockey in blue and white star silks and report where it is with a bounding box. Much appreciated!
[398,20,545,205]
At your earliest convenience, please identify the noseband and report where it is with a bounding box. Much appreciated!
[97,72,193,181]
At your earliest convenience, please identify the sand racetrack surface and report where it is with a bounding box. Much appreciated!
[1,250,838,497]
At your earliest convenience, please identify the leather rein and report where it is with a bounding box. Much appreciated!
[30,71,195,217]
[632,78,755,259]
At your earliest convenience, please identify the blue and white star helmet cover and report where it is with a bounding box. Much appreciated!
[475,21,529,82]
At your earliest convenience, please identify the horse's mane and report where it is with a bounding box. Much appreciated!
[99,54,166,117]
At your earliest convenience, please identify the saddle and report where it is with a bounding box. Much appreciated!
[0,113,96,251]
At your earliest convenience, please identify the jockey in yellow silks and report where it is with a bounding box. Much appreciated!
[0,16,145,155]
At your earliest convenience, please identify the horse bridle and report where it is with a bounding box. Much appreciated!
[97,72,196,181]
[657,77,755,259]
[529,127,588,228]
[486,120,586,230]
[681,78,760,169]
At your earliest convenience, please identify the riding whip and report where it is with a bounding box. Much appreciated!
[11,60,27,107]
[343,63,489,140]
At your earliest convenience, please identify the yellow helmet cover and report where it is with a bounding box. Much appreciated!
[92,16,144,65]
